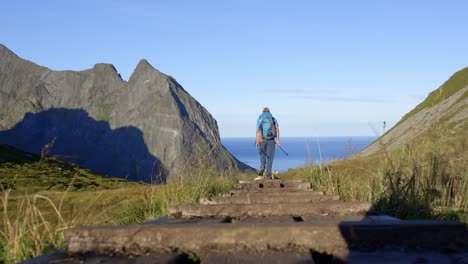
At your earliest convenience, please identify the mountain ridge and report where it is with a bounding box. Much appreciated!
[0,44,251,181]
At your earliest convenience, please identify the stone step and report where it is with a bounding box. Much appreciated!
[169,201,373,219]
[26,248,468,264]
[65,220,468,261]
[235,180,310,190]
[224,189,324,197]
[152,215,402,225]
[200,193,340,204]
[239,179,305,183]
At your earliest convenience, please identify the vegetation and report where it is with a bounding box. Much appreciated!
[1,66,467,262]
[95,103,113,121]
[0,144,143,194]
[0,144,242,263]
[289,120,468,222]
[395,67,468,128]
[1,128,466,263]
[293,67,466,223]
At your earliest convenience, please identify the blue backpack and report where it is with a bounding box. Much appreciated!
[259,112,277,140]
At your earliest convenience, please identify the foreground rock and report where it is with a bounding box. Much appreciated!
[64,220,467,261]
[0,44,251,181]
[199,192,339,204]
[169,201,372,219]
[25,179,468,264]
[235,179,311,190]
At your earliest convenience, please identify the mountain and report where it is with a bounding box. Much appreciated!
[359,67,468,156]
[0,44,252,182]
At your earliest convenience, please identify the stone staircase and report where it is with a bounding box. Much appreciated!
[26,179,468,263]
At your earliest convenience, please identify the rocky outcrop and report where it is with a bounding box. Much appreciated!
[359,67,468,156]
[0,44,251,181]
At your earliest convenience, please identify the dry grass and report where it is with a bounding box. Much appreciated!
[294,126,468,222]
[1,121,466,263]
[0,170,245,263]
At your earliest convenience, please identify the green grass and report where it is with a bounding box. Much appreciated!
[1,119,467,263]
[0,171,244,264]
[0,144,248,263]
[364,67,468,159]
[0,160,143,193]
[113,171,240,225]
[292,125,468,222]
[0,144,144,193]
[397,67,468,127]
[95,103,113,121]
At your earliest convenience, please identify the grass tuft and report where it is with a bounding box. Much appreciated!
[295,125,468,222]
[0,167,244,263]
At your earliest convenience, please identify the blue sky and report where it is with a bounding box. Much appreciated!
[1,1,467,137]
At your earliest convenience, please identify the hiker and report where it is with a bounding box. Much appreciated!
[255,107,280,180]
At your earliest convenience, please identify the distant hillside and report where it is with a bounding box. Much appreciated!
[0,144,143,193]
[360,67,468,156]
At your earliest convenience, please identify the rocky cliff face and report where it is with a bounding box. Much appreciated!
[359,67,468,156]
[0,44,251,182]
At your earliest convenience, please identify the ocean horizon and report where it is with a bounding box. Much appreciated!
[222,136,376,172]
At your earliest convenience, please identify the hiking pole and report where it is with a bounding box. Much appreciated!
[278,145,288,156]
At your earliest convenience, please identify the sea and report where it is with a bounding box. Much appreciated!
[221,136,376,172]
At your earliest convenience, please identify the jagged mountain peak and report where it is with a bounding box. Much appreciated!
[128,58,165,82]
[136,58,151,68]
[0,44,252,181]
[93,63,118,71]
[135,59,160,73]
[92,63,123,81]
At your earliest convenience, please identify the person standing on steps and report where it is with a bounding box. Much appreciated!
[255,107,280,180]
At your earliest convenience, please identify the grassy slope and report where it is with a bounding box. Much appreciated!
[0,144,144,194]
[0,144,145,262]
[393,67,468,130]
[288,68,468,222]
[358,67,468,157]
[285,68,468,222]
[285,124,467,222]
[0,143,243,263]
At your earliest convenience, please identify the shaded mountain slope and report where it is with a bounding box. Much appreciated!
[0,144,143,193]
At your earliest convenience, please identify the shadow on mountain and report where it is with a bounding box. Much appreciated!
[0,144,40,164]
[0,108,167,183]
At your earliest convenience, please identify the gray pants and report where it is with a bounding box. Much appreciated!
[259,139,276,177]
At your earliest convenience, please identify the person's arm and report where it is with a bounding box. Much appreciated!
[276,126,281,146]
[256,128,261,148]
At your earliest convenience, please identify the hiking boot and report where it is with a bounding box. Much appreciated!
[254,176,265,181]
[258,167,265,176]
[271,170,280,179]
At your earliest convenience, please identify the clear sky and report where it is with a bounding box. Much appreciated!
[1,1,467,137]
